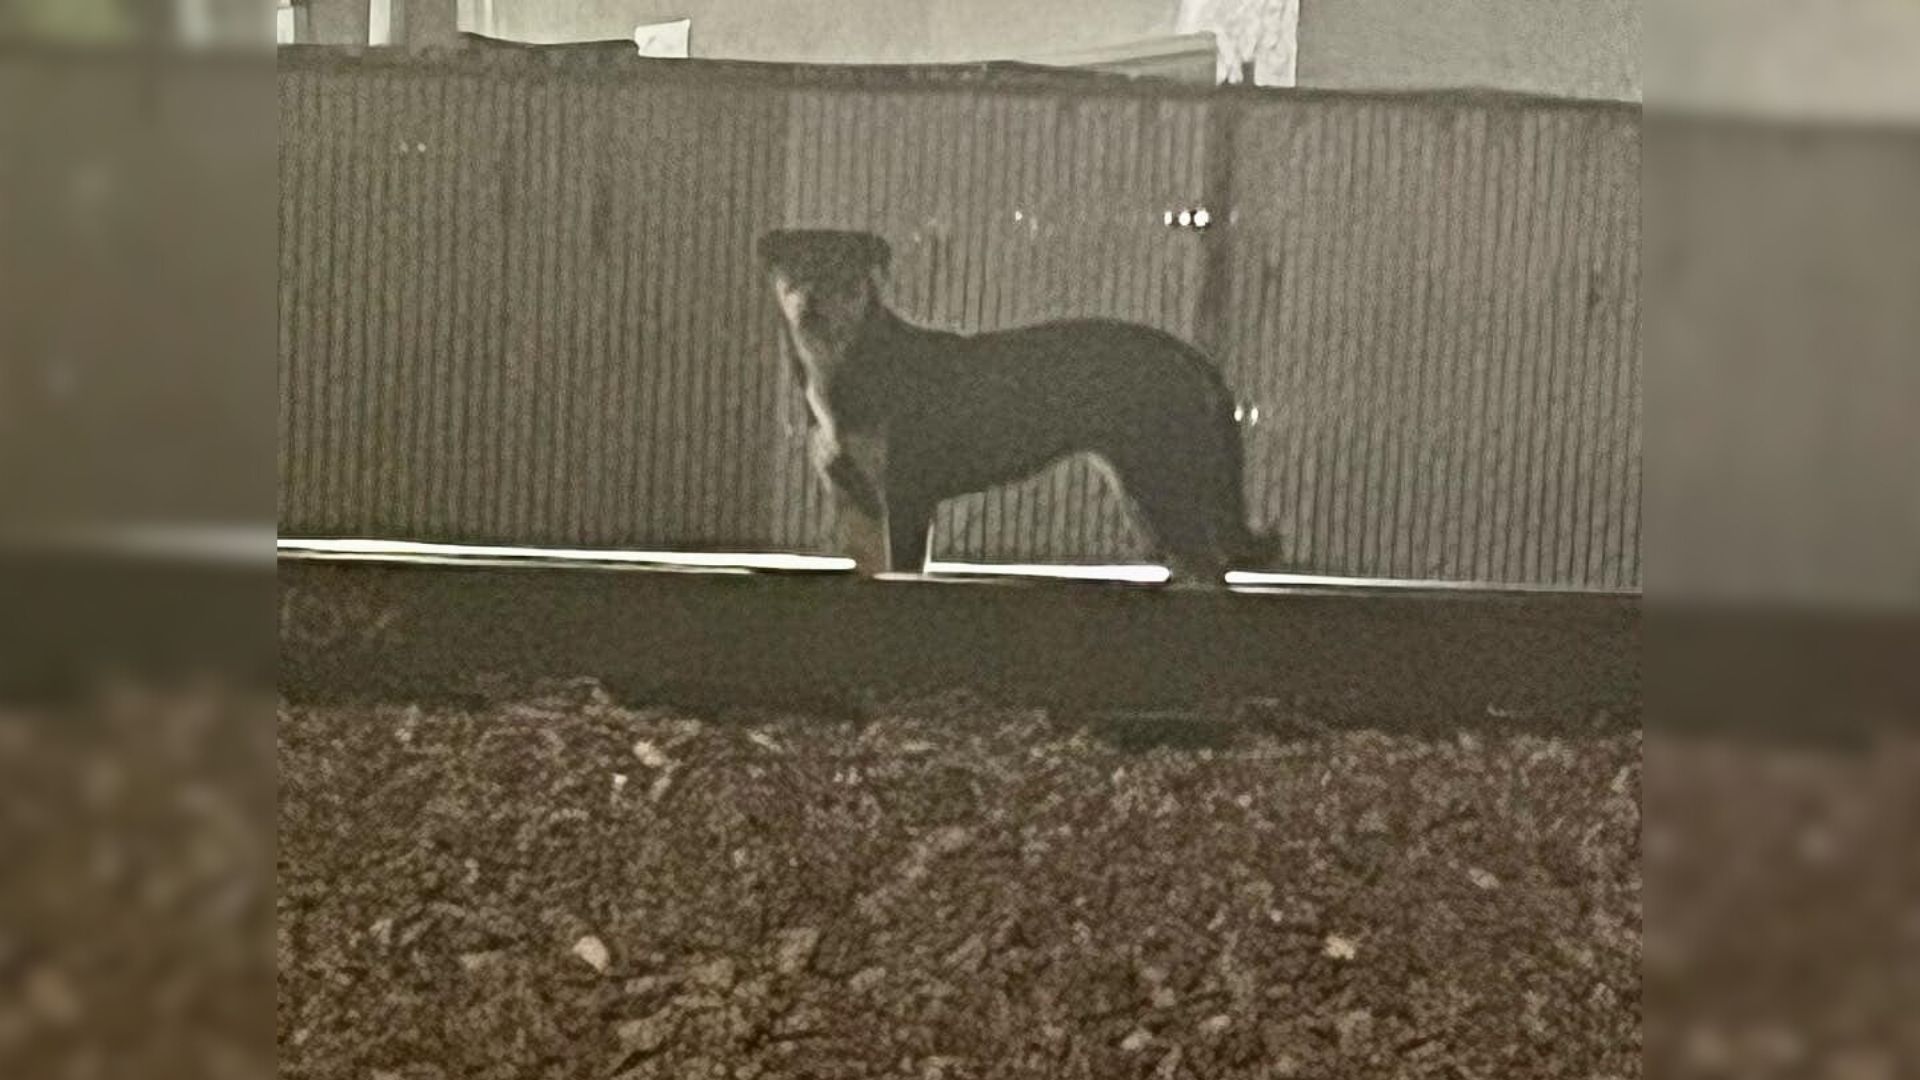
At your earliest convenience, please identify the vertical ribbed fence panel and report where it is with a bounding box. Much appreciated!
[278,56,789,548]
[1222,95,1641,589]
[777,86,1216,564]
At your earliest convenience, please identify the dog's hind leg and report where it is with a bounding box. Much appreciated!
[1098,447,1233,587]
[1210,417,1283,572]
[885,494,935,575]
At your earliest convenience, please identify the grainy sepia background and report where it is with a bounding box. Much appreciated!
[1,2,1916,1078]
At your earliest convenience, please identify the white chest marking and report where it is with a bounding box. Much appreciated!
[788,332,839,448]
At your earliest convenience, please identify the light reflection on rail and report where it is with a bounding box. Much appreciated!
[0,527,1636,596]
[276,537,1628,595]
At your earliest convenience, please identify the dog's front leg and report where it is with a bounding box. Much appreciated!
[819,428,892,575]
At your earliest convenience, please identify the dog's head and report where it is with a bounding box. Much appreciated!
[757,229,892,351]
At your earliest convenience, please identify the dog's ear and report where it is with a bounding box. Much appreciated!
[858,233,892,275]
[756,230,792,272]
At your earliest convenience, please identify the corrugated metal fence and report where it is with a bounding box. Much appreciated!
[1224,99,1640,588]
[279,58,790,550]
[277,50,1642,590]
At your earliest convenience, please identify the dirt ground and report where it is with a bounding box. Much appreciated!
[277,681,1641,1080]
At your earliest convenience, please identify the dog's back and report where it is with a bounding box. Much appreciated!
[883,317,1234,484]
[865,314,1262,574]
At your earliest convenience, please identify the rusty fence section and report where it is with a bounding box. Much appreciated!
[272,50,1643,589]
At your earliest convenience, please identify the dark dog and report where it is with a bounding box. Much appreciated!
[758,228,1276,585]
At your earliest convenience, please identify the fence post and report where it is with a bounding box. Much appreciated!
[1192,93,1240,367]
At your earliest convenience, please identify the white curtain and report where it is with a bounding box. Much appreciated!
[1175,0,1298,86]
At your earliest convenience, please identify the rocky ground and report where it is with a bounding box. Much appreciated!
[277,681,1641,1080]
